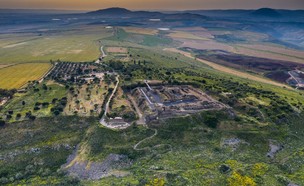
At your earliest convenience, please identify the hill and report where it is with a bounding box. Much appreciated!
[251,8,281,17]
[87,7,162,17]
[87,7,132,15]
[86,7,208,20]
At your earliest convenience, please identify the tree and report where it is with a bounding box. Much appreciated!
[6,114,12,120]
[34,106,40,111]
[42,84,48,90]
[16,113,21,118]
[29,115,36,120]
[0,120,5,127]
[53,110,60,116]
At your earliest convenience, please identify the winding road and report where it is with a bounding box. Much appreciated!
[100,46,106,58]
[95,46,107,63]
[100,75,120,126]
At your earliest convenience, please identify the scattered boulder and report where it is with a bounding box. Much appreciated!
[267,140,284,159]
[219,164,231,174]
[62,146,132,180]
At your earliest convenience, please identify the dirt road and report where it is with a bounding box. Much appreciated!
[128,94,146,125]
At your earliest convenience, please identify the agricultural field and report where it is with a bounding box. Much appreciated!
[234,44,304,64]
[168,31,209,40]
[164,48,290,88]
[174,27,214,39]
[0,63,52,89]
[123,27,158,35]
[106,47,128,53]
[178,39,235,51]
[0,26,113,64]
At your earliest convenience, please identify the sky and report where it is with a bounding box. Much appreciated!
[0,0,304,10]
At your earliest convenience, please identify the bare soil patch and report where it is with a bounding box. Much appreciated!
[123,27,158,35]
[107,47,128,53]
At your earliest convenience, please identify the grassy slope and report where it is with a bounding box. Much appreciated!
[0,116,92,185]
[80,112,304,186]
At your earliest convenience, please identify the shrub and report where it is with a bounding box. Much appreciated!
[53,110,60,116]
[227,171,256,186]
[34,106,40,111]
[204,115,219,128]
[29,115,36,120]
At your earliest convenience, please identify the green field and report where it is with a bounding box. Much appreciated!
[0,26,113,64]
[0,63,52,89]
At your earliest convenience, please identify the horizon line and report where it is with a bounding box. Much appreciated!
[1,7,304,12]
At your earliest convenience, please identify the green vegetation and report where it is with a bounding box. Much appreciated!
[141,35,172,47]
[0,116,92,185]
[0,81,67,122]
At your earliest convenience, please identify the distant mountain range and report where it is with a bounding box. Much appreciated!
[86,7,209,20]
[1,7,302,20]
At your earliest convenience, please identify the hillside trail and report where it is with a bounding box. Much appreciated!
[133,129,158,151]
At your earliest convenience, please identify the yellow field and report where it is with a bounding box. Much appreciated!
[0,63,52,89]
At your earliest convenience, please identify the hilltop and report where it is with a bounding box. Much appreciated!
[251,8,281,17]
